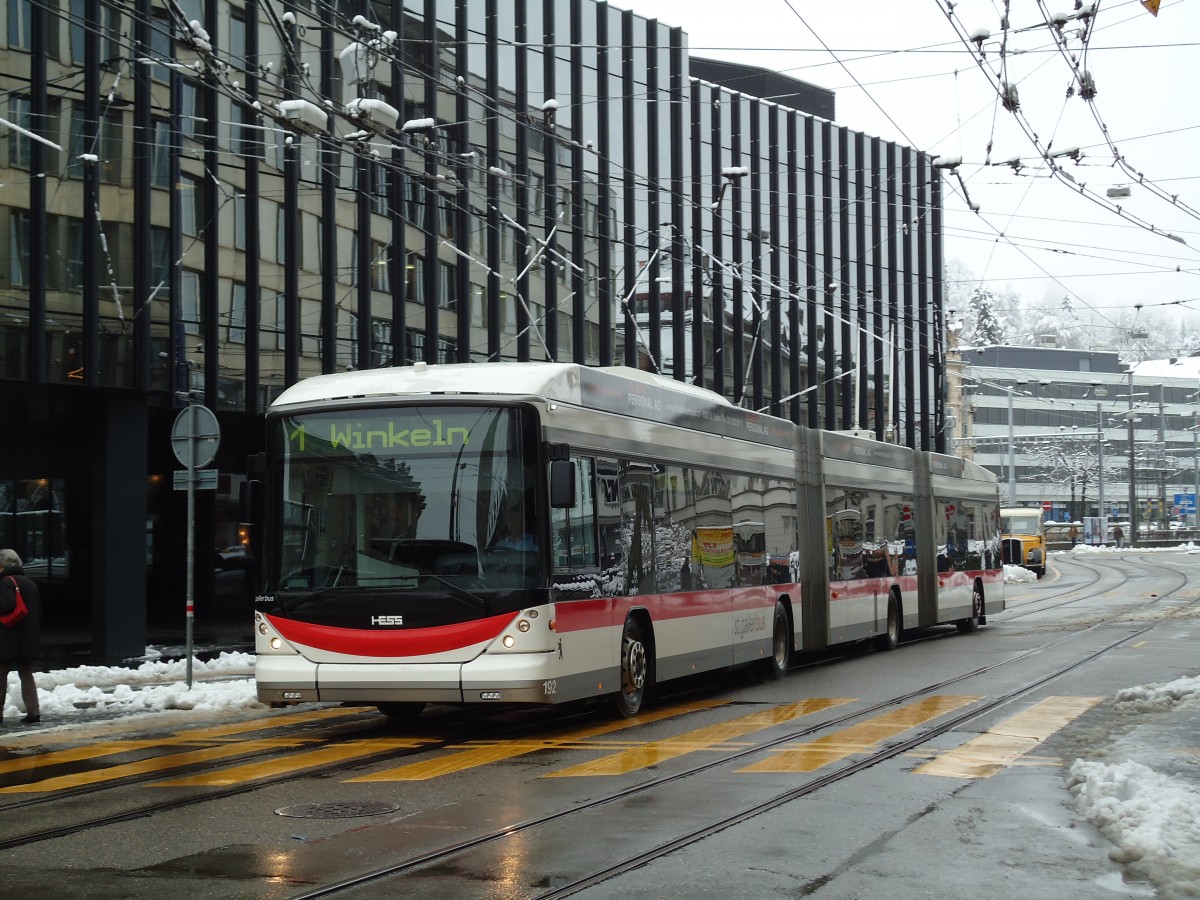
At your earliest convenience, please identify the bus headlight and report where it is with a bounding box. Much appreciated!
[517,619,531,632]
[502,635,516,648]
[270,637,283,650]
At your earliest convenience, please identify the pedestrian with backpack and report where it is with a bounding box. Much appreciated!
[0,548,42,725]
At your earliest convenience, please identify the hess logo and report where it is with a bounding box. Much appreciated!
[371,615,404,626]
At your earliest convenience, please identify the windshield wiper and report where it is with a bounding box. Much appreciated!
[274,581,396,612]
[399,565,489,612]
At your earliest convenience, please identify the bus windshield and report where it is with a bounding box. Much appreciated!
[1001,514,1042,536]
[271,405,541,597]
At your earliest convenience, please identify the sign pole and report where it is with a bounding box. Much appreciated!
[186,440,195,688]
[170,403,220,690]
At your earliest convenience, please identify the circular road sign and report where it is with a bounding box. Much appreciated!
[171,404,221,469]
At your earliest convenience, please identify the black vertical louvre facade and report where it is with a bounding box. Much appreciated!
[0,0,945,660]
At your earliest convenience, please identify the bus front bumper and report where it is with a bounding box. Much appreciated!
[254,652,570,706]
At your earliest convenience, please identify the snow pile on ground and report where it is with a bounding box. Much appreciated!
[3,651,260,721]
[1068,758,1200,899]
[1060,541,1200,555]
[1067,674,1200,899]
[1112,675,1200,713]
[1003,564,1038,584]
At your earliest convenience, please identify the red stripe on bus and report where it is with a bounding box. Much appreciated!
[554,598,614,632]
[553,589,790,634]
[266,612,518,657]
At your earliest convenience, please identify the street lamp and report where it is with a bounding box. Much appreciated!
[1120,363,1144,546]
[1005,380,1028,505]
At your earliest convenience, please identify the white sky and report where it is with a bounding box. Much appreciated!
[616,0,1200,339]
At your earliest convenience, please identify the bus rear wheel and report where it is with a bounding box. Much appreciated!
[614,617,650,718]
[957,584,984,633]
[874,593,901,652]
[762,601,790,680]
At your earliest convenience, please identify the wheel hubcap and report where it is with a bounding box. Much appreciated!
[624,638,646,692]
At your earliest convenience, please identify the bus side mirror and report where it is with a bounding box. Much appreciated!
[549,460,576,508]
[239,478,261,523]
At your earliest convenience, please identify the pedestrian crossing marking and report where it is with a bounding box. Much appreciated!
[0,696,1112,791]
[737,696,981,773]
[914,696,1103,778]
[150,738,436,786]
[547,698,853,777]
[0,707,367,782]
[0,738,319,793]
[346,699,729,782]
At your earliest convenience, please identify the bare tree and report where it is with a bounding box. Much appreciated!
[1024,435,1123,519]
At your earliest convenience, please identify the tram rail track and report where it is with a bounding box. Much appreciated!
[289,567,1198,897]
[0,556,1190,862]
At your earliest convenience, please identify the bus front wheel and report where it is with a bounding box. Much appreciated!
[376,702,426,721]
[614,617,650,718]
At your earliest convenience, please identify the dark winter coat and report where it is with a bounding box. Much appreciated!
[0,565,42,662]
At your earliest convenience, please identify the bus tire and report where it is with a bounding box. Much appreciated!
[376,702,426,721]
[957,583,984,633]
[874,592,901,652]
[614,617,650,718]
[762,601,790,681]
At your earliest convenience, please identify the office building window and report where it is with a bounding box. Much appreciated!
[70,0,120,64]
[151,119,172,187]
[7,96,31,168]
[180,271,201,335]
[180,174,204,236]
[229,282,246,343]
[405,255,423,304]
[233,193,246,250]
[67,104,123,183]
[438,261,457,310]
[8,0,32,49]
[65,218,84,291]
[371,240,390,292]
[8,210,30,286]
[150,227,172,298]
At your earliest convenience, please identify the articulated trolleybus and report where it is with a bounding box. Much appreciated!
[253,362,1003,718]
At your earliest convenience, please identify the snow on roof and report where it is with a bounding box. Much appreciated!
[1131,356,1200,380]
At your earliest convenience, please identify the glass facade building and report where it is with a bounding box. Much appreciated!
[0,0,945,659]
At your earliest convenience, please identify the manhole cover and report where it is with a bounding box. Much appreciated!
[275,800,399,819]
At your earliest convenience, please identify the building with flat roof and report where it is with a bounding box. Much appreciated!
[949,345,1200,528]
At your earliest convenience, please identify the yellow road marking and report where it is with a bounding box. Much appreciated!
[739,696,981,773]
[348,700,730,782]
[0,738,321,793]
[548,698,854,777]
[151,738,434,786]
[0,707,367,779]
[915,696,1103,778]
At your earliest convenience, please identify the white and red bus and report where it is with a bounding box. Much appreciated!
[251,362,1003,718]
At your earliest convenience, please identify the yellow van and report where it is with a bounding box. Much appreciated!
[1000,507,1047,578]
